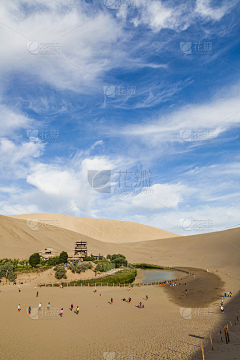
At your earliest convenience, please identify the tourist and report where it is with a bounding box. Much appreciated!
[71,303,73,311]
[36,291,38,297]
[60,308,63,317]
[18,304,21,312]
[221,305,224,313]
[128,287,131,291]
[47,302,50,310]
[28,306,31,315]
[94,287,97,293]
[146,295,148,301]
[38,302,41,311]
[185,289,187,294]
[76,306,79,314]
[128,297,131,303]
[111,298,113,304]
[227,292,230,297]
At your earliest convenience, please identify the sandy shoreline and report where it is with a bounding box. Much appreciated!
[1,267,239,359]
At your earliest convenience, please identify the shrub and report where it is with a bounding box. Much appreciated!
[59,251,68,264]
[95,264,102,272]
[29,253,40,267]
[54,265,67,279]
[111,254,126,261]
[48,256,60,266]
[0,262,17,281]
[112,257,127,268]
[83,255,95,261]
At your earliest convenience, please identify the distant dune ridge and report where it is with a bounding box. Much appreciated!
[1,214,240,279]
[9,213,180,243]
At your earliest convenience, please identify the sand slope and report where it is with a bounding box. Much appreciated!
[0,214,119,259]
[118,227,240,277]
[9,213,180,243]
[1,214,240,281]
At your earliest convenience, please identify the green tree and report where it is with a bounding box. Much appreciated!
[111,254,126,261]
[29,253,40,267]
[54,265,67,279]
[48,256,60,266]
[112,257,127,268]
[59,251,68,264]
[83,254,95,261]
[0,262,17,281]
[95,263,102,272]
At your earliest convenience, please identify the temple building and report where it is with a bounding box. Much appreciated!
[39,247,59,259]
[68,241,102,262]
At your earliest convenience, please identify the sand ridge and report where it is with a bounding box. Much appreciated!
[9,213,180,243]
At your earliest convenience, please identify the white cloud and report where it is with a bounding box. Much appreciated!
[195,0,231,21]
[125,0,230,32]
[106,84,240,153]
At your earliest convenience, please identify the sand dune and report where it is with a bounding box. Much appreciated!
[1,214,240,360]
[9,213,180,243]
[0,215,116,259]
[1,214,240,282]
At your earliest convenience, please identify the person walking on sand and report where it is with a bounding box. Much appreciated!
[70,303,73,311]
[28,306,31,315]
[36,291,38,297]
[128,287,131,291]
[185,289,187,294]
[18,304,21,312]
[221,305,224,313]
[38,302,41,311]
[47,302,50,310]
[76,306,79,314]
[60,308,63,317]
[146,295,148,301]
[94,287,97,293]
[111,298,113,305]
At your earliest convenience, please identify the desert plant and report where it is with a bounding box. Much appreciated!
[59,251,68,264]
[29,253,40,267]
[0,262,17,281]
[54,265,67,279]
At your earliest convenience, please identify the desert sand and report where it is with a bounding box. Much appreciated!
[9,213,180,243]
[1,214,240,359]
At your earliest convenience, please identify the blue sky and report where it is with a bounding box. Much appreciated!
[0,0,240,235]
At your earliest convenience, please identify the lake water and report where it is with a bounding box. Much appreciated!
[141,270,184,284]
